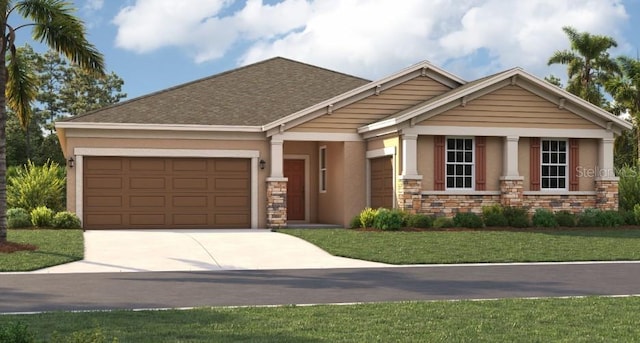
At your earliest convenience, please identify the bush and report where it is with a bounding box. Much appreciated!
[53,211,82,229]
[595,210,625,227]
[359,208,378,228]
[349,214,362,229]
[503,206,530,228]
[619,166,640,211]
[555,211,577,227]
[372,208,404,231]
[453,212,483,228]
[7,160,65,213]
[531,208,558,228]
[406,213,433,228]
[482,204,503,216]
[30,206,54,227]
[0,321,34,343]
[483,212,509,227]
[433,216,455,229]
[7,208,31,229]
[577,208,599,227]
[634,204,640,225]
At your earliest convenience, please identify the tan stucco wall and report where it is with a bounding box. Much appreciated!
[317,141,366,226]
[283,141,319,222]
[519,137,531,191]
[578,138,597,191]
[417,135,434,190]
[485,136,503,191]
[367,134,401,174]
[64,135,270,228]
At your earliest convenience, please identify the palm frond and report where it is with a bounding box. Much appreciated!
[16,0,104,75]
[6,48,38,131]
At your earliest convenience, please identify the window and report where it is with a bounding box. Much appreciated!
[446,137,473,189]
[319,146,327,192]
[541,139,567,189]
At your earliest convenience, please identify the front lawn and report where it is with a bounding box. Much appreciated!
[1,297,639,342]
[0,229,84,272]
[279,228,640,264]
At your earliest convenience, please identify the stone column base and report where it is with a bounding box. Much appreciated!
[499,176,524,207]
[595,178,619,211]
[266,178,287,229]
[396,176,423,214]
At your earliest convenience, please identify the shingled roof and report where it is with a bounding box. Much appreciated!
[66,57,370,126]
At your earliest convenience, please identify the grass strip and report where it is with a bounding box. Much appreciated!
[1,297,639,342]
[280,228,640,264]
[0,229,84,272]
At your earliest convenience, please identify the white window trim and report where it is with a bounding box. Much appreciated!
[319,146,327,193]
[445,136,475,190]
[73,148,260,229]
[540,138,569,191]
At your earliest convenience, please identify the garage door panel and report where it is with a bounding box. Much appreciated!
[86,196,123,207]
[173,178,208,190]
[370,156,393,209]
[84,156,251,229]
[129,196,165,208]
[129,177,166,189]
[172,196,208,207]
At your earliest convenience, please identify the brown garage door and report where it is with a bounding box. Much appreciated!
[370,156,393,209]
[83,157,251,229]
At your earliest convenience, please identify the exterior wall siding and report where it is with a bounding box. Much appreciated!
[420,85,601,129]
[291,76,452,133]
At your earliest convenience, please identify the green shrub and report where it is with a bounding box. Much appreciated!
[433,216,455,229]
[619,166,640,211]
[30,206,54,227]
[634,204,640,225]
[453,212,483,228]
[0,321,34,343]
[7,208,31,229]
[482,205,508,227]
[594,210,625,227]
[359,208,378,228]
[577,208,599,227]
[349,214,362,229]
[406,213,433,228]
[531,208,558,228]
[555,211,577,227]
[620,210,637,226]
[53,211,82,229]
[372,208,404,231]
[7,160,65,212]
[503,206,530,228]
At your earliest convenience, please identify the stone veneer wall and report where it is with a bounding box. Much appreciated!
[420,194,501,216]
[396,178,422,214]
[595,179,619,211]
[499,178,524,207]
[266,180,287,228]
[522,194,597,214]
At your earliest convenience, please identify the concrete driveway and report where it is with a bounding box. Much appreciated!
[29,229,388,273]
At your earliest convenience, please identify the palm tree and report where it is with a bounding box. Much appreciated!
[606,56,640,161]
[0,0,104,244]
[548,26,620,106]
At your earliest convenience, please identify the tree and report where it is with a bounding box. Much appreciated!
[59,68,125,117]
[0,0,104,244]
[548,26,620,106]
[606,56,640,162]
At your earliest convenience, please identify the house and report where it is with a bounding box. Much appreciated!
[55,57,632,230]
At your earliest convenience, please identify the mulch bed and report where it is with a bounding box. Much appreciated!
[355,226,640,232]
[0,241,37,253]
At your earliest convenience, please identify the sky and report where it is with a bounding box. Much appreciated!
[14,0,640,100]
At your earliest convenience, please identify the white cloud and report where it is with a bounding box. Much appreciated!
[83,0,104,11]
[111,0,631,80]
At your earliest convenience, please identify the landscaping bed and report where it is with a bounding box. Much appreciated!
[0,229,84,272]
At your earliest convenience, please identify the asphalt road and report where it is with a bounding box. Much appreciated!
[2,262,640,313]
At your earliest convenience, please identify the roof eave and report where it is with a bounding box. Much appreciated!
[55,122,264,132]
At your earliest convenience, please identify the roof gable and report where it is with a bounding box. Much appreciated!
[65,57,370,126]
[358,68,632,136]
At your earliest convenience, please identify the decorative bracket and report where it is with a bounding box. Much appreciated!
[558,98,566,109]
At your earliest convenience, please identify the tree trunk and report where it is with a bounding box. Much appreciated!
[0,51,7,244]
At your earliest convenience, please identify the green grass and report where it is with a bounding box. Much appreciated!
[279,228,640,264]
[1,297,639,342]
[0,229,84,271]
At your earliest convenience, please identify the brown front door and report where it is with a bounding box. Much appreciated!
[284,159,305,221]
[370,156,393,209]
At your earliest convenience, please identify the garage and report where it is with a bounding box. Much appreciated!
[370,156,393,209]
[83,156,251,229]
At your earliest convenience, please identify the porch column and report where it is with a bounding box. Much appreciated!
[595,137,618,210]
[266,134,287,228]
[398,133,422,213]
[500,136,524,207]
